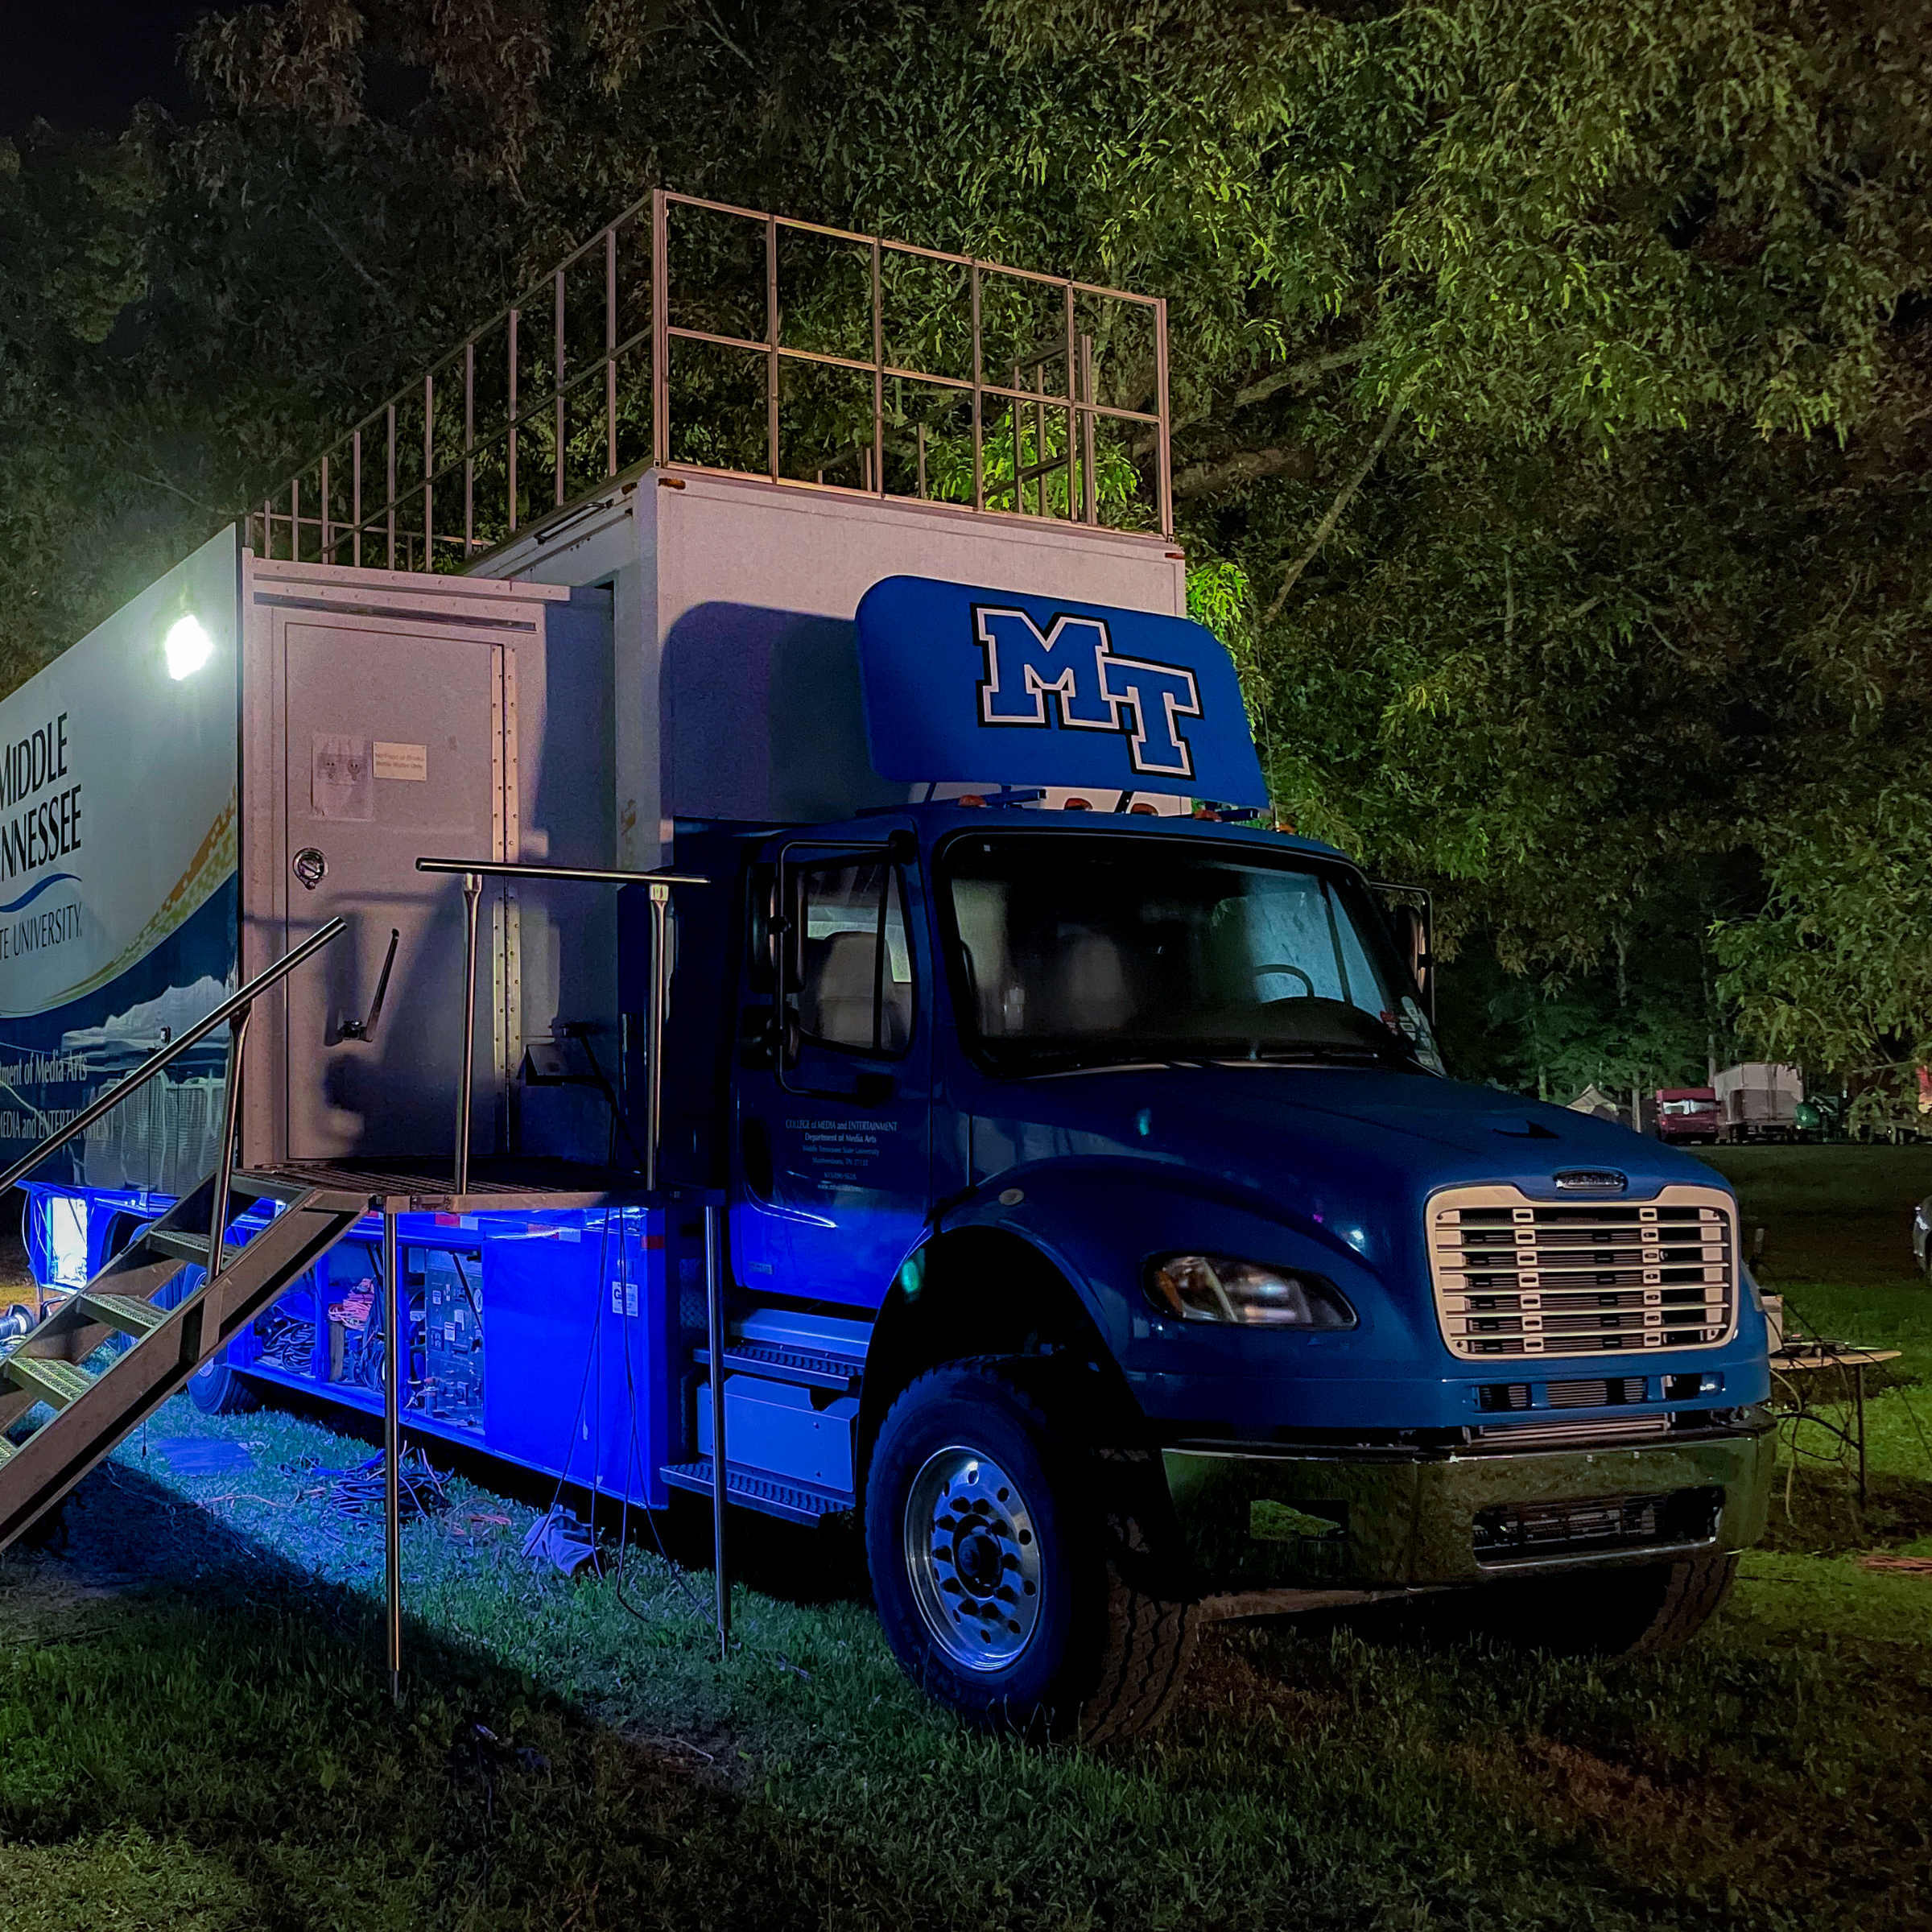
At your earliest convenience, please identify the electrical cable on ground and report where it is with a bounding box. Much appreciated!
[316,1448,449,1525]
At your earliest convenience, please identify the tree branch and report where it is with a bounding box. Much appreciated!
[1173,444,1315,498]
[1230,342,1372,414]
[1262,393,1406,623]
[312,209,407,323]
[1142,341,1373,457]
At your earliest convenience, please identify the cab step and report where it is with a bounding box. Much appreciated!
[692,1341,863,1392]
[660,1459,853,1526]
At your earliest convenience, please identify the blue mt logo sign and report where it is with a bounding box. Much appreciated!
[855,576,1268,806]
[972,605,1202,778]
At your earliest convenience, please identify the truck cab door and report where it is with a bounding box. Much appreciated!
[732,835,932,1309]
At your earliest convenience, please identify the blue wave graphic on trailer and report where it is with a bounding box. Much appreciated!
[0,873,81,916]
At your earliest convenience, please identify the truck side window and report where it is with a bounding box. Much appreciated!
[790,859,914,1057]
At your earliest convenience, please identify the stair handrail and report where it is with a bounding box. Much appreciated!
[415,857,708,1195]
[0,917,348,1199]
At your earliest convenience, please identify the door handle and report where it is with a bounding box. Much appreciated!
[339,927,400,1042]
[292,846,328,891]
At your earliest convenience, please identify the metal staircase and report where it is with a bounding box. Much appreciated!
[0,919,361,1554]
[0,1170,366,1548]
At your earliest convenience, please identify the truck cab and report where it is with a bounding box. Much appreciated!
[619,566,1773,1740]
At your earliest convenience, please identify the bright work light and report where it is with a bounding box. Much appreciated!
[164,613,213,679]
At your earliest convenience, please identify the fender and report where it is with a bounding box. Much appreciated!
[933,1154,1390,1364]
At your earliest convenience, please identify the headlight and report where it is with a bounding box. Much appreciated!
[1145,1253,1356,1328]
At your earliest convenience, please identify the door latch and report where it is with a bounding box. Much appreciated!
[339,927,400,1042]
[291,846,328,891]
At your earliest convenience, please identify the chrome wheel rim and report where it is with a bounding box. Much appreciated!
[903,1444,1044,1672]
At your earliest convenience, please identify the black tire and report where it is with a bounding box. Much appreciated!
[188,1352,258,1416]
[864,1357,1199,1744]
[1454,1549,1738,1657]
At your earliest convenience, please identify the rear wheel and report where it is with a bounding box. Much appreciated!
[188,1352,258,1416]
[1455,1550,1738,1656]
[865,1358,1199,1743]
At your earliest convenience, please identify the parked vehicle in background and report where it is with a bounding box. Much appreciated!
[1715,1063,1803,1143]
[1655,1088,1721,1145]
[1912,1195,1932,1278]
[1793,1093,1847,1139]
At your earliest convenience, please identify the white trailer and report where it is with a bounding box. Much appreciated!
[1714,1062,1803,1142]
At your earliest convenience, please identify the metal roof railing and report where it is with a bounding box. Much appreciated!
[249,188,1173,571]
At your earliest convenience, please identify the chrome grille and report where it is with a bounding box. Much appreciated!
[1473,1414,1671,1447]
[1429,1185,1736,1361]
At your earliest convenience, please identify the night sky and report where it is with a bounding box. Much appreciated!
[1,2,231,137]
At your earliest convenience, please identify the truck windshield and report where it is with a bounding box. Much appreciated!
[941,832,1443,1075]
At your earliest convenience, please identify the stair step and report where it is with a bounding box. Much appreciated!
[660,1459,853,1525]
[4,1357,94,1409]
[147,1228,246,1272]
[77,1293,168,1340]
[694,1341,864,1392]
[229,1170,311,1205]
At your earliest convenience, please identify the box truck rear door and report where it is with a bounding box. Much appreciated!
[280,621,506,1161]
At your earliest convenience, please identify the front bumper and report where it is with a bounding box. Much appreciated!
[1162,1423,1775,1591]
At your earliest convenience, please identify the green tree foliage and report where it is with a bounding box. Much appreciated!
[1,0,1926,1101]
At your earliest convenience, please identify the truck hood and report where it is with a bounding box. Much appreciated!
[964,1063,1729,1279]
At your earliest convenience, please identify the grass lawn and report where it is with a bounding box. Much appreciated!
[2,1149,1928,1930]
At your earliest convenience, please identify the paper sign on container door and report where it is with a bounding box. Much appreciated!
[374,741,428,782]
[312,734,374,819]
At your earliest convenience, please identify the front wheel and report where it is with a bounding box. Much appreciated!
[865,1359,1199,1743]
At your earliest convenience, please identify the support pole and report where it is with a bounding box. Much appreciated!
[644,881,671,1193]
[382,1205,403,1705]
[703,1199,729,1659]
[455,871,482,1195]
[208,1005,250,1268]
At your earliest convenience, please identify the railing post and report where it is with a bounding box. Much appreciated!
[382,1203,403,1704]
[206,1005,251,1264]
[455,871,483,1196]
[652,189,671,469]
[704,1196,729,1659]
[1154,294,1173,537]
[644,881,671,1192]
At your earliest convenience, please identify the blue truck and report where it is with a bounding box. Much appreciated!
[0,193,1773,1741]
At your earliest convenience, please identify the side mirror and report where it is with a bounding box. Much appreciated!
[1369,881,1435,1022]
[1396,906,1433,990]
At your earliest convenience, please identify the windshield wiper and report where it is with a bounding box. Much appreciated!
[1220,1040,1418,1070]
[1019,1053,1205,1078]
